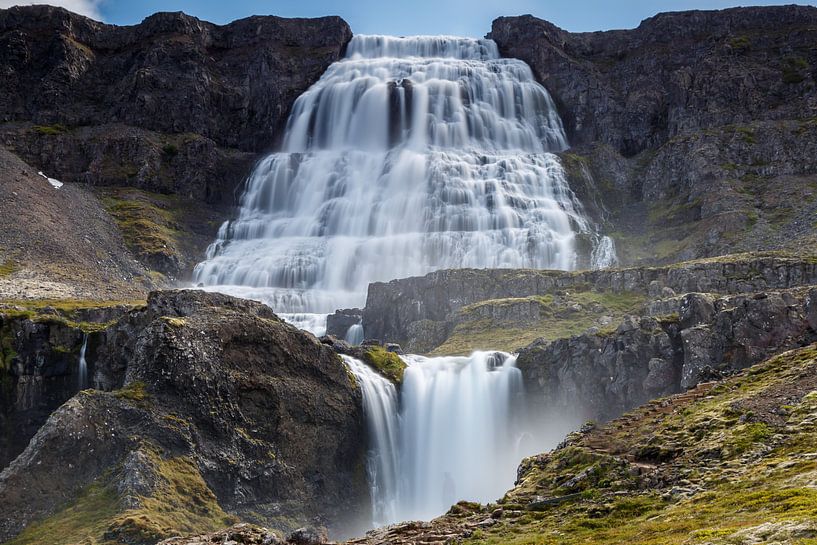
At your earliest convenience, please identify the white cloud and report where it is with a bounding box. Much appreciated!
[0,0,104,21]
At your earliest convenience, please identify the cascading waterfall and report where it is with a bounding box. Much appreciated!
[193,34,613,530]
[77,334,88,390]
[194,34,609,323]
[345,351,534,526]
[344,323,365,345]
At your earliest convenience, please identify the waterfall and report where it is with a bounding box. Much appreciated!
[344,351,531,527]
[194,34,602,320]
[77,334,88,390]
[344,323,364,345]
[342,355,400,526]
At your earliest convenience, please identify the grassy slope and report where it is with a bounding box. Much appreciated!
[431,291,647,355]
[443,344,817,545]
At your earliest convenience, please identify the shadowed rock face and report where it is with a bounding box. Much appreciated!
[0,6,352,154]
[0,5,352,283]
[490,7,817,265]
[490,6,817,156]
[0,290,369,543]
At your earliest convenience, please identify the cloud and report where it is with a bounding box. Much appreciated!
[0,0,104,20]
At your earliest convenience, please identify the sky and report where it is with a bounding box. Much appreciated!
[2,0,816,36]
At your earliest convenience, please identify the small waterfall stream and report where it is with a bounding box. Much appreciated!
[77,334,88,390]
[345,351,532,527]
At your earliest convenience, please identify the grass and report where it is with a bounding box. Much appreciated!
[0,298,143,333]
[99,188,183,269]
[782,56,809,84]
[456,344,817,545]
[431,291,647,355]
[0,259,17,277]
[32,124,69,136]
[8,445,236,545]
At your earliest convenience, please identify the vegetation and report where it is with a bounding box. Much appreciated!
[782,56,809,84]
[101,189,181,267]
[450,344,817,545]
[363,346,407,384]
[0,298,144,333]
[32,124,69,136]
[8,444,236,545]
[114,381,150,405]
[431,290,646,355]
[0,259,17,277]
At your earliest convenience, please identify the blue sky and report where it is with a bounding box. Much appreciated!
[3,1,817,35]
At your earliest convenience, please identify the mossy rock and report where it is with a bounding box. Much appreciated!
[362,346,406,385]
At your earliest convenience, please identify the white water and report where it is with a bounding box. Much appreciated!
[345,351,543,526]
[77,334,88,389]
[342,355,400,525]
[345,323,365,345]
[194,34,606,316]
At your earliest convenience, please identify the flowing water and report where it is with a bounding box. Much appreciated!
[77,334,88,390]
[193,34,614,529]
[344,351,537,526]
[194,35,611,317]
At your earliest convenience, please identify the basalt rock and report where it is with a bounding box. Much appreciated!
[517,287,817,421]
[363,254,817,352]
[0,290,369,543]
[490,7,817,265]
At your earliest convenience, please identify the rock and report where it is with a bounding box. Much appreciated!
[489,6,817,156]
[362,255,817,352]
[326,308,363,339]
[287,527,329,545]
[490,8,817,266]
[517,286,817,421]
[0,290,369,543]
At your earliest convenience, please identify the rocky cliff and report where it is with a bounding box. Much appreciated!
[0,6,351,287]
[490,6,817,265]
[363,253,817,353]
[0,290,368,544]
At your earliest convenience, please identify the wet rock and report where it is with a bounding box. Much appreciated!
[0,290,369,542]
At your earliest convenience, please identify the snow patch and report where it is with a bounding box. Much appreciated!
[38,171,63,189]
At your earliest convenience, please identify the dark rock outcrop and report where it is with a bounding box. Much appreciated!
[490,6,817,156]
[0,315,92,469]
[0,5,351,283]
[490,7,817,265]
[326,308,363,339]
[363,254,817,352]
[517,287,817,421]
[0,6,352,154]
[0,290,368,543]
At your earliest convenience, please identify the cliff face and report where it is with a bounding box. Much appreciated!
[0,6,351,286]
[0,290,369,544]
[490,6,817,265]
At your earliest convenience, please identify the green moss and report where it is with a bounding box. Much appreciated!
[0,299,143,333]
[6,481,120,545]
[115,381,149,405]
[432,291,647,355]
[161,316,187,328]
[735,126,757,145]
[0,259,17,277]
[100,189,181,265]
[363,346,406,384]
[8,447,236,545]
[32,124,69,136]
[782,56,809,84]
[108,451,237,543]
[461,343,817,545]
[727,35,751,50]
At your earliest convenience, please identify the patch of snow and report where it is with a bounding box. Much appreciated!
[38,171,63,189]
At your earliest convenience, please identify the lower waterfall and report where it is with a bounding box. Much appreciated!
[345,351,538,527]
